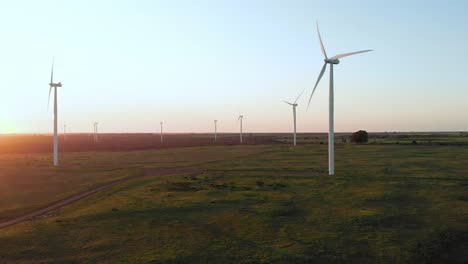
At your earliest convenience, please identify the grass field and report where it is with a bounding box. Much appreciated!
[0,146,268,221]
[0,139,467,263]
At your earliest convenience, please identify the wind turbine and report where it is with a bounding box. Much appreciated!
[284,90,304,146]
[238,114,244,144]
[63,123,67,142]
[308,23,372,175]
[93,122,99,143]
[214,120,218,142]
[160,122,164,143]
[48,57,62,166]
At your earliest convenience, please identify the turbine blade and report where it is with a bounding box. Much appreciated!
[50,57,55,83]
[307,63,327,109]
[294,88,305,104]
[48,86,52,109]
[283,101,293,106]
[330,50,372,60]
[316,22,328,59]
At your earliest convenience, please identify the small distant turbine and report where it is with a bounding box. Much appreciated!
[48,57,63,166]
[160,122,164,143]
[93,122,99,143]
[214,120,218,142]
[238,114,244,144]
[308,22,372,175]
[63,123,67,142]
[283,90,304,146]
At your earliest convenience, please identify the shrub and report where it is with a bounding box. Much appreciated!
[350,130,368,143]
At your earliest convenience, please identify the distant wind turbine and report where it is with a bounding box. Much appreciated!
[63,124,67,142]
[283,90,304,146]
[238,114,244,144]
[48,57,63,166]
[308,22,372,175]
[93,122,99,143]
[160,122,164,143]
[214,120,218,142]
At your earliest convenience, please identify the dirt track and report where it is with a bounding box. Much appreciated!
[0,167,200,230]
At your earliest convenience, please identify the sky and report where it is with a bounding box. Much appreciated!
[1,0,467,133]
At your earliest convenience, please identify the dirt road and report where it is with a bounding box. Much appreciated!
[0,167,200,229]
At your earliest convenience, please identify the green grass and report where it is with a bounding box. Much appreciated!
[0,144,467,263]
[0,145,269,221]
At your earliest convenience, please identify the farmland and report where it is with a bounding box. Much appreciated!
[0,133,467,263]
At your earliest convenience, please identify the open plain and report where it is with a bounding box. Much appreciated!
[0,133,467,263]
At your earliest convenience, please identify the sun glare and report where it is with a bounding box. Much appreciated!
[0,122,16,134]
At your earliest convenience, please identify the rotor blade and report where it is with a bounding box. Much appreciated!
[48,86,52,109]
[330,50,372,60]
[307,63,327,109]
[50,57,55,83]
[294,88,305,104]
[316,22,328,59]
[283,100,293,106]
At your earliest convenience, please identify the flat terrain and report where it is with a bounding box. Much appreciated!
[0,133,279,154]
[0,134,467,263]
[0,145,267,221]
[1,132,466,154]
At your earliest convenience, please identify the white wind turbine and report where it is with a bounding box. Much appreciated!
[308,23,372,175]
[214,120,218,142]
[283,90,304,146]
[48,57,63,166]
[160,122,164,143]
[238,114,244,144]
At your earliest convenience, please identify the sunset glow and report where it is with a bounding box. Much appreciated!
[0,122,16,134]
[1,1,467,134]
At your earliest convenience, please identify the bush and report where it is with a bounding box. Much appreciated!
[350,130,368,143]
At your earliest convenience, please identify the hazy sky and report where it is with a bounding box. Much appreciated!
[1,0,467,133]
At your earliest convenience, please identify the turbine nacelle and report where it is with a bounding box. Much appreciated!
[325,59,340,65]
[49,82,62,88]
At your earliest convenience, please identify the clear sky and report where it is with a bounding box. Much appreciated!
[1,0,467,133]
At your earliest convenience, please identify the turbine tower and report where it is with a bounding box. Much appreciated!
[283,90,304,146]
[93,122,99,143]
[48,57,62,166]
[214,120,218,142]
[308,23,372,175]
[238,114,244,144]
[64,124,67,142]
[160,122,164,143]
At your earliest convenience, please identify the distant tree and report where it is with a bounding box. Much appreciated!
[350,130,368,143]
